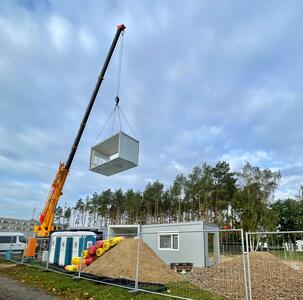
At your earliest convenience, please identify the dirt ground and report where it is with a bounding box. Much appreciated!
[187,252,303,300]
[0,276,59,300]
[84,238,181,284]
[0,264,16,270]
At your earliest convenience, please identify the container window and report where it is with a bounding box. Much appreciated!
[159,233,179,250]
[160,235,171,249]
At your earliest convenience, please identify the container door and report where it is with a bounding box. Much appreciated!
[49,238,56,263]
[72,237,79,258]
[65,238,73,265]
[59,237,67,266]
[78,237,84,257]
[204,232,215,267]
[54,237,61,264]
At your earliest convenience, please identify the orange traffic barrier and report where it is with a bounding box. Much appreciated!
[24,237,37,257]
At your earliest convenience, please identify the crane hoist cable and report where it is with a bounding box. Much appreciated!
[92,30,137,144]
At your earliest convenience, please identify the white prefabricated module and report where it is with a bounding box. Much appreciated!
[89,131,139,176]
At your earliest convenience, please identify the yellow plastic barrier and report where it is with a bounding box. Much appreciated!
[103,240,110,251]
[82,250,89,258]
[96,247,105,257]
[72,256,81,265]
[112,237,123,244]
[109,239,116,246]
[64,265,78,272]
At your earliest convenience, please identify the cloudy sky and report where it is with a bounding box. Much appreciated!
[1,0,303,219]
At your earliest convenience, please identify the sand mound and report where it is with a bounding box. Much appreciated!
[84,238,181,284]
[188,252,303,300]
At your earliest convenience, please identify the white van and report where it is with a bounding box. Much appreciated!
[0,232,27,252]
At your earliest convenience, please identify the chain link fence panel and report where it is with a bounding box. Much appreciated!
[246,231,303,300]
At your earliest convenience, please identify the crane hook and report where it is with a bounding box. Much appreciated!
[115,96,120,106]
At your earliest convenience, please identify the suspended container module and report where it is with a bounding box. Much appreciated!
[89,131,139,176]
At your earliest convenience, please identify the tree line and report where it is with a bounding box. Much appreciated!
[54,161,303,232]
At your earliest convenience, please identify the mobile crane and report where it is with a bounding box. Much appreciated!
[25,25,126,256]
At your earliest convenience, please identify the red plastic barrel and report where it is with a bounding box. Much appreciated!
[88,245,97,256]
[95,240,104,249]
[84,257,95,266]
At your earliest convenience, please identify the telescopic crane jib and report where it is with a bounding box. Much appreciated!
[34,24,126,238]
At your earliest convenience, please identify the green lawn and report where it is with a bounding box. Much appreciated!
[0,258,225,300]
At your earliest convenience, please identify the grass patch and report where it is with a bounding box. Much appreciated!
[270,250,303,260]
[0,258,225,299]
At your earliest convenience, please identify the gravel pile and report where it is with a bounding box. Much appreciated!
[84,238,181,284]
[187,252,303,300]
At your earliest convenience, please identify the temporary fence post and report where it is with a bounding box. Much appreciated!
[7,228,13,261]
[21,248,25,264]
[134,231,140,292]
[245,232,252,300]
[45,237,50,270]
[77,235,86,279]
[241,229,249,300]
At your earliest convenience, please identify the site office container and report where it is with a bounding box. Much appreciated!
[108,221,220,267]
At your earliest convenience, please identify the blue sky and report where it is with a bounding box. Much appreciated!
[1,0,303,218]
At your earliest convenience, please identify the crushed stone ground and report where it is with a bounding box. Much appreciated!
[187,252,303,300]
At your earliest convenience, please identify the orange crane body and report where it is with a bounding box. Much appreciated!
[27,25,126,250]
[34,162,68,237]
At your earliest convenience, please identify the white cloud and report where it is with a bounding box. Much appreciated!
[1,0,303,218]
[78,28,97,53]
[220,150,272,171]
[181,126,223,144]
[247,86,296,115]
[0,17,30,47]
[47,15,72,51]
